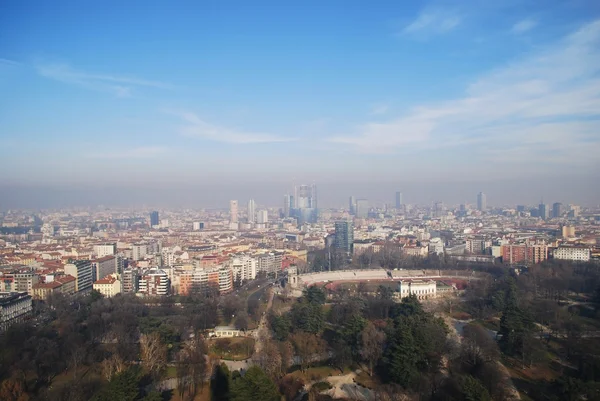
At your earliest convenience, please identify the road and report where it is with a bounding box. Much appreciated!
[221,286,275,373]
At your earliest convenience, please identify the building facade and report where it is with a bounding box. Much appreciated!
[64,260,93,293]
[0,292,32,331]
[334,220,354,254]
[553,246,591,262]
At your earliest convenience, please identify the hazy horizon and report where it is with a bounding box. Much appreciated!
[1,1,599,210]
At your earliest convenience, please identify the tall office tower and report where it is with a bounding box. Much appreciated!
[283,195,290,217]
[395,191,403,209]
[247,199,256,223]
[355,199,369,218]
[433,201,445,217]
[296,184,317,208]
[150,211,159,227]
[257,210,268,224]
[538,203,548,220]
[477,192,486,211]
[334,220,354,254]
[291,184,318,224]
[552,202,563,219]
[229,200,238,223]
[349,196,356,215]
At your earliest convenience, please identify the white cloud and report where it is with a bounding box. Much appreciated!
[36,63,173,97]
[511,18,538,34]
[402,8,461,37]
[328,19,600,165]
[173,111,296,144]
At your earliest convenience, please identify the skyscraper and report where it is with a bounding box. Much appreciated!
[355,199,369,218]
[395,192,403,209]
[334,220,354,254]
[229,200,238,224]
[538,203,548,220]
[257,210,268,224]
[150,211,159,227]
[247,199,256,223]
[349,196,356,215]
[283,195,290,218]
[552,202,563,219]
[290,184,318,224]
[296,184,317,208]
[477,192,486,211]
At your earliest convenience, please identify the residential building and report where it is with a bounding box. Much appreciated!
[93,275,122,297]
[0,292,32,331]
[132,243,148,261]
[93,243,116,258]
[32,275,76,300]
[122,269,139,293]
[92,255,118,281]
[256,252,283,275]
[231,255,257,282]
[138,269,169,296]
[403,245,429,258]
[501,244,548,265]
[64,260,93,293]
[349,196,356,215]
[553,246,591,262]
[14,270,39,295]
[334,220,354,254]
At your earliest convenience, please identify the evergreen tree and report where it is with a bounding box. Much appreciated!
[460,375,491,401]
[211,363,231,401]
[230,366,280,401]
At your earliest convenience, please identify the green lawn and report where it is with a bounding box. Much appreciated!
[208,337,255,361]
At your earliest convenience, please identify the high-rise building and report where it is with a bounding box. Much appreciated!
[247,199,256,223]
[230,200,238,224]
[150,211,159,227]
[290,184,318,224]
[552,202,563,219]
[296,184,317,208]
[395,192,403,209]
[355,199,369,218]
[64,260,93,293]
[334,221,354,254]
[538,203,548,220]
[257,210,268,224]
[283,195,291,217]
[349,196,356,215]
[477,192,486,211]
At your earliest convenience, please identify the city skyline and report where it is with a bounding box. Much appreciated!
[1,1,599,209]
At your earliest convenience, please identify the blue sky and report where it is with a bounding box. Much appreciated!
[1,0,599,207]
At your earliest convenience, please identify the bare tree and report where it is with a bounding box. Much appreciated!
[253,340,282,379]
[360,322,386,376]
[177,334,208,400]
[100,353,127,381]
[140,332,167,380]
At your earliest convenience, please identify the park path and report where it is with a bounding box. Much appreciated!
[254,287,275,355]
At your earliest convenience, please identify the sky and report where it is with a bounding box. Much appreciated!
[1,0,599,209]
